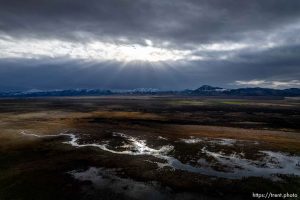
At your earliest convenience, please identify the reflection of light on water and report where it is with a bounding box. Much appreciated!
[201,147,300,179]
[69,167,167,199]
[157,136,168,140]
[211,138,236,146]
[20,131,300,179]
[180,136,203,144]
[108,132,174,156]
[20,131,62,138]
[179,136,252,146]
[69,167,201,200]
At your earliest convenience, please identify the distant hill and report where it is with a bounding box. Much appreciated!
[226,87,300,96]
[0,89,112,97]
[0,85,300,97]
[194,85,225,92]
[191,85,227,95]
[191,86,300,96]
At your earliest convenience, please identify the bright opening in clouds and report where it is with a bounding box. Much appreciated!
[0,36,200,62]
[0,0,300,90]
[235,80,300,89]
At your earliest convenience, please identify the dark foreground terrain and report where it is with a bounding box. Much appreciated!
[0,96,300,200]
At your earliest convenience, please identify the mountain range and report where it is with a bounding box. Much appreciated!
[1,85,300,97]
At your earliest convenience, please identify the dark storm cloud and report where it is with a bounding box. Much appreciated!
[0,0,300,89]
[1,0,300,43]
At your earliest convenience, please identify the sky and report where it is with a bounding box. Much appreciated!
[0,0,300,90]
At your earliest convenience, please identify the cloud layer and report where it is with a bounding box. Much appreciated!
[0,0,300,90]
[234,80,300,89]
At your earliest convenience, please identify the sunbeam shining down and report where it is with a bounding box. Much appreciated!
[0,36,198,63]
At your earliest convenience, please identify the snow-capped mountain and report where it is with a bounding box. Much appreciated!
[0,85,299,97]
